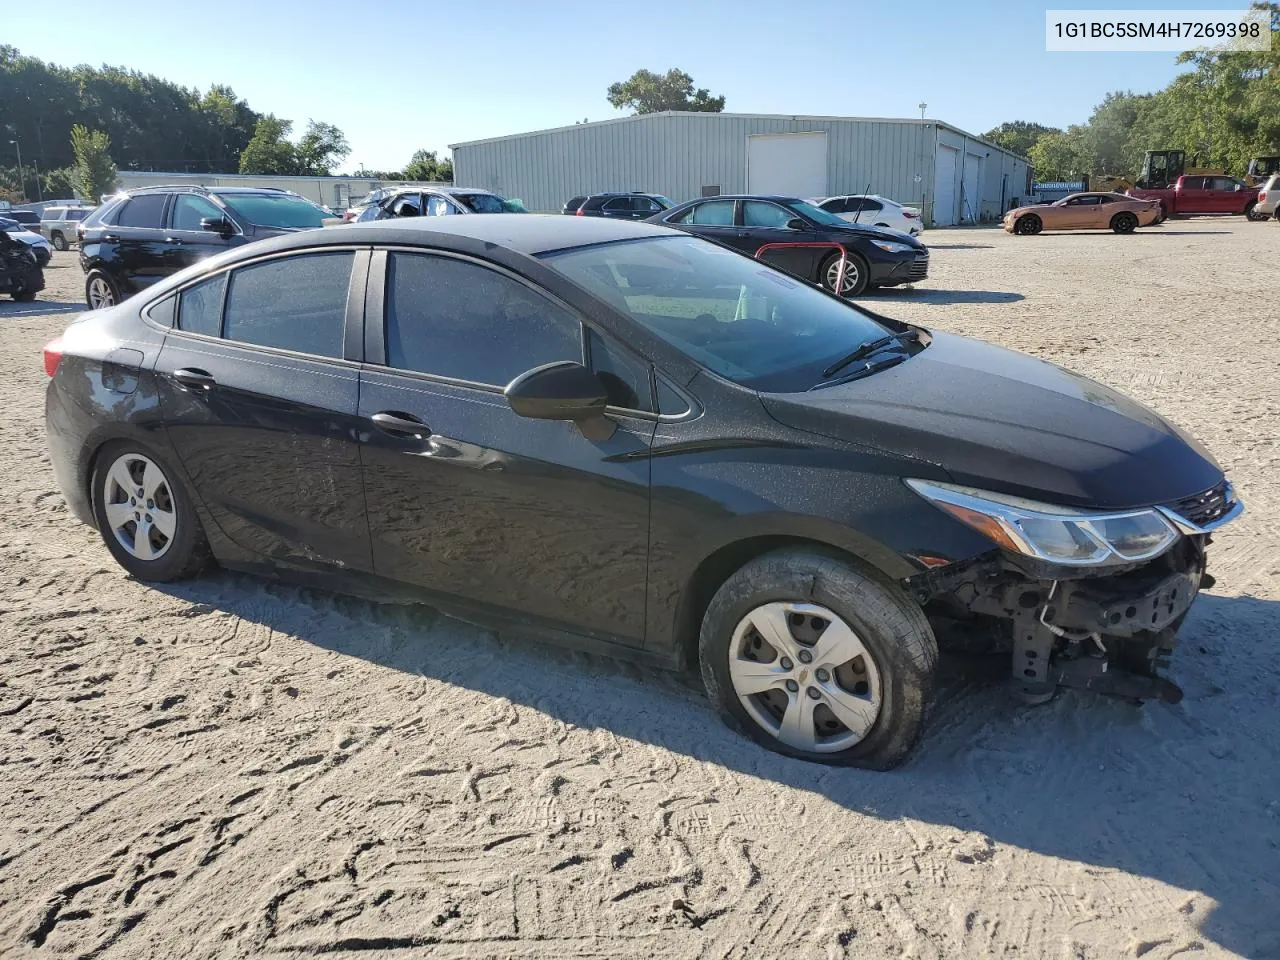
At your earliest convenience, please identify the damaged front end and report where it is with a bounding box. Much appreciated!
[903,478,1243,704]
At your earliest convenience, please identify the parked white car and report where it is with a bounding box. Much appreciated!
[810,195,923,236]
[0,217,53,266]
[1255,174,1280,220]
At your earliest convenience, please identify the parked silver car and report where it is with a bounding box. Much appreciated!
[351,186,525,222]
[38,205,93,251]
[1255,174,1280,220]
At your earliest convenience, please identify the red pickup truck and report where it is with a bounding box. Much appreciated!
[1129,175,1263,220]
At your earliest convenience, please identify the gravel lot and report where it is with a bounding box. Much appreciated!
[2,220,1278,960]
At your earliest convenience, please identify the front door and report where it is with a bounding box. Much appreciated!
[357,250,655,645]
[154,248,373,571]
[1206,176,1242,213]
[737,199,822,280]
[165,193,237,271]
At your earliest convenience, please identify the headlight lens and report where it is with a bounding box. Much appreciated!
[905,479,1179,566]
[870,240,914,253]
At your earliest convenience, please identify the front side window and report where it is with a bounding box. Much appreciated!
[1181,177,1205,190]
[742,201,795,228]
[385,252,581,386]
[1210,177,1239,191]
[172,194,225,231]
[452,193,506,214]
[847,198,883,215]
[603,197,634,213]
[223,252,353,357]
[65,209,89,221]
[426,195,454,216]
[116,194,168,229]
[178,273,227,337]
[543,236,896,392]
[214,192,329,229]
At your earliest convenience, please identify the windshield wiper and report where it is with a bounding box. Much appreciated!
[821,329,923,379]
[811,353,908,389]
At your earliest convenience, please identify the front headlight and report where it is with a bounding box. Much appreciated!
[870,240,915,254]
[905,479,1179,566]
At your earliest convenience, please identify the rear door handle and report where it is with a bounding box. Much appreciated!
[173,367,216,390]
[164,237,184,245]
[371,411,431,440]
[102,233,120,242]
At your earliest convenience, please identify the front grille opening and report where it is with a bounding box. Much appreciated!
[1166,480,1233,527]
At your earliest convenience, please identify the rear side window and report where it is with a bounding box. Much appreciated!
[588,328,653,412]
[385,252,581,386]
[679,200,735,225]
[223,252,353,358]
[178,274,227,337]
[115,194,168,229]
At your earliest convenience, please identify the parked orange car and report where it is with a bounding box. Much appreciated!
[1004,193,1161,235]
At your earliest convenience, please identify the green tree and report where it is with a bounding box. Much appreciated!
[606,68,725,114]
[295,120,350,175]
[402,149,453,182]
[70,125,118,200]
[1028,129,1088,180]
[981,121,1061,158]
[42,166,78,198]
[239,116,298,174]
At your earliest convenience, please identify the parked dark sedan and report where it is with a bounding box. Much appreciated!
[44,215,1240,768]
[648,195,929,295]
[563,192,673,219]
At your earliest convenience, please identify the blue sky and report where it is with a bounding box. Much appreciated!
[7,0,1204,171]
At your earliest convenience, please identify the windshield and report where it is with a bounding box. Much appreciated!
[452,192,508,213]
[789,200,854,228]
[215,192,329,229]
[542,235,897,391]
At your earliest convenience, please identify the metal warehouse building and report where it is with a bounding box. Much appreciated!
[451,112,1031,226]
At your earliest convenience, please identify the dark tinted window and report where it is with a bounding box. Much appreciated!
[178,274,227,337]
[588,328,652,412]
[603,197,635,213]
[1180,177,1205,190]
[1097,194,1117,204]
[657,377,690,416]
[848,198,883,214]
[1210,177,1238,190]
[172,194,225,231]
[565,196,587,212]
[386,253,581,386]
[116,194,168,229]
[223,252,352,357]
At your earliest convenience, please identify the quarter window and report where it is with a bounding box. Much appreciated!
[223,252,353,357]
[588,328,653,412]
[385,253,581,386]
[115,194,168,229]
[172,194,225,231]
[178,274,227,337]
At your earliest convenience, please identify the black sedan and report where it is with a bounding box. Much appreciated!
[648,195,929,296]
[43,215,1240,768]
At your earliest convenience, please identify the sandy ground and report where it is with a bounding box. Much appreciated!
[1,221,1278,960]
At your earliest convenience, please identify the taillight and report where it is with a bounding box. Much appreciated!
[1261,191,1268,201]
[902,211,919,219]
[575,207,584,216]
[43,337,63,377]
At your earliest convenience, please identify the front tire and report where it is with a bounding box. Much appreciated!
[91,441,211,582]
[1111,212,1138,234]
[1014,214,1042,235]
[85,269,121,310]
[820,251,870,297]
[51,231,69,251]
[698,548,938,769]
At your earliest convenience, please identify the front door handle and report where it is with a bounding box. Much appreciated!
[371,411,431,440]
[173,367,216,390]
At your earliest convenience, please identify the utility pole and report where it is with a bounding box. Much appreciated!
[9,139,25,201]
[919,102,927,121]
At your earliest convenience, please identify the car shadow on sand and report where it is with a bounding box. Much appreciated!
[919,242,995,250]
[152,573,1280,958]
[869,288,1025,305]
[0,299,86,317]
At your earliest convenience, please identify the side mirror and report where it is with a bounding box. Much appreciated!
[786,218,808,231]
[200,216,234,235]
[504,361,614,440]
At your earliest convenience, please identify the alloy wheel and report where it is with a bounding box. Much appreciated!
[88,277,116,309]
[101,453,177,561]
[727,601,882,753]
[825,258,861,295]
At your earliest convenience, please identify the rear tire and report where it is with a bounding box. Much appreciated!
[51,231,69,251]
[1111,212,1138,234]
[819,251,869,297]
[698,548,938,769]
[1244,202,1267,222]
[1014,214,1042,235]
[12,287,36,302]
[91,440,211,582]
[85,269,121,310]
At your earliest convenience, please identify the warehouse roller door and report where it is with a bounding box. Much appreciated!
[747,132,827,198]
[934,145,958,226]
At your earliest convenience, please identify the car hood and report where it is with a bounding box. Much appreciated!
[823,221,925,248]
[760,331,1222,510]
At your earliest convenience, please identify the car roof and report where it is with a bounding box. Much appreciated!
[673,195,799,205]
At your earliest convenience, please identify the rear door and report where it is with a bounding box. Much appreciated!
[154,247,374,571]
[1176,176,1209,213]
[356,249,655,645]
[165,193,237,270]
[110,194,174,288]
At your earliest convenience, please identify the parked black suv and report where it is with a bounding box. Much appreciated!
[78,185,331,308]
[564,192,673,219]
